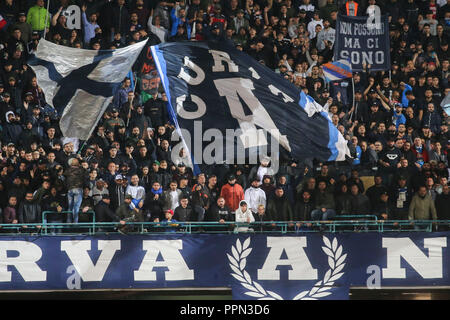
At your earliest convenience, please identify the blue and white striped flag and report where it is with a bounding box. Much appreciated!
[28,39,147,140]
[322,59,352,82]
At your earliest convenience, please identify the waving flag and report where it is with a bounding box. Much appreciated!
[28,39,147,139]
[322,59,352,82]
[0,15,6,30]
[151,41,350,170]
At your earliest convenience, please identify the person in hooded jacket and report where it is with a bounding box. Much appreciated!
[234,200,255,232]
[3,111,22,145]
[244,176,267,214]
[266,187,294,224]
[260,174,276,200]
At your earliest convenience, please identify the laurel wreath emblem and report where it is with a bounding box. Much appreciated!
[227,236,347,300]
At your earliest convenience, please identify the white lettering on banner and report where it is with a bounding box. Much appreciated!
[339,22,353,35]
[268,85,294,103]
[340,50,384,65]
[213,77,291,151]
[61,240,120,282]
[248,67,260,79]
[134,240,194,281]
[382,237,447,279]
[176,94,207,119]
[344,38,361,49]
[177,56,205,85]
[209,50,239,73]
[257,237,318,280]
[349,22,384,35]
[0,241,46,282]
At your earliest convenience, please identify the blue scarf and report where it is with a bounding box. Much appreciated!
[151,187,163,195]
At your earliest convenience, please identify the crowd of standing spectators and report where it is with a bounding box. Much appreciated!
[0,0,448,232]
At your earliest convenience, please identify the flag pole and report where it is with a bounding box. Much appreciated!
[126,71,137,129]
[43,0,50,39]
[351,74,355,111]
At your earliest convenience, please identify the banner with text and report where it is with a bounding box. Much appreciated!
[334,14,390,71]
[0,233,449,300]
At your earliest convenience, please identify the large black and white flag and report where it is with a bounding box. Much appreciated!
[28,39,147,139]
[151,41,350,172]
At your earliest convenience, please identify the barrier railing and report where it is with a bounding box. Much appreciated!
[42,210,96,235]
[0,213,446,235]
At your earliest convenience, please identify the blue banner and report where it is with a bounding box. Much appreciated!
[334,14,390,71]
[150,41,349,173]
[0,233,449,300]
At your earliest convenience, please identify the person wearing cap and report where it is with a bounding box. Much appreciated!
[373,190,392,222]
[244,177,267,214]
[108,173,126,211]
[7,28,28,60]
[378,136,402,186]
[116,193,143,234]
[234,200,255,232]
[160,209,180,232]
[209,4,227,33]
[104,107,126,133]
[220,174,245,212]
[11,12,33,44]
[91,176,109,205]
[19,91,37,119]
[230,9,249,33]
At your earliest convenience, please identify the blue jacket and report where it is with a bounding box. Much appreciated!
[170,8,191,40]
[392,112,406,129]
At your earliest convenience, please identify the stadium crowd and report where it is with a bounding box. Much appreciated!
[0,0,448,232]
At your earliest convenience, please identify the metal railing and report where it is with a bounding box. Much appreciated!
[0,212,447,235]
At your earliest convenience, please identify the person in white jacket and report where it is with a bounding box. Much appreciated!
[235,200,255,232]
[244,177,267,214]
[125,174,145,210]
[147,10,168,43]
